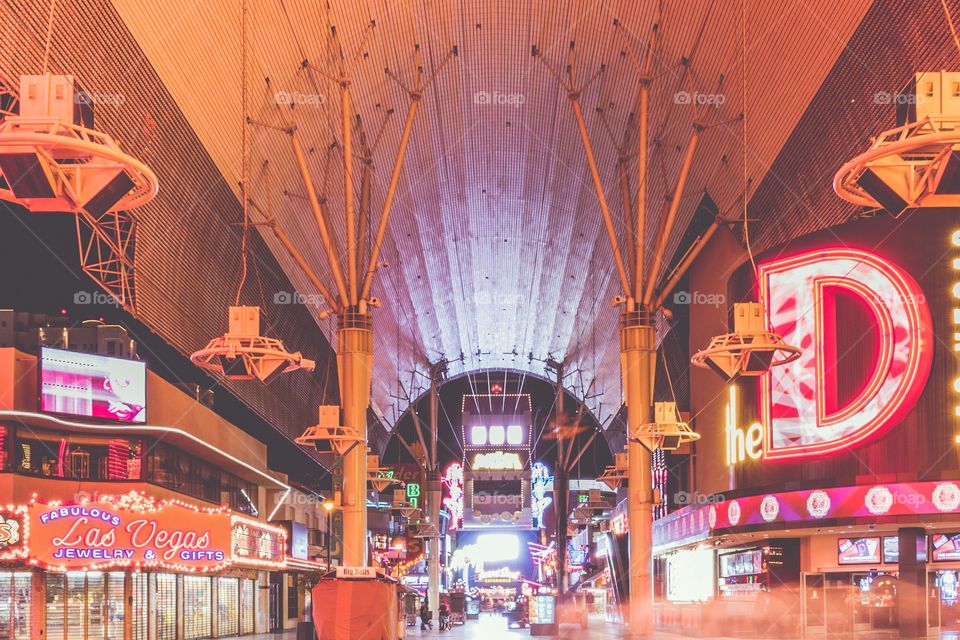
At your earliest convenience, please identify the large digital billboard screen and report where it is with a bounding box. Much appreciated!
[39,347,146,423]
[455,530,539,586]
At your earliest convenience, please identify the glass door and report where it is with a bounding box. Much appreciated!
[85,572,105,639]
[65,573,86,640]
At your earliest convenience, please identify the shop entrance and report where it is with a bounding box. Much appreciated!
[269,573,283,631]
[801,573,825,634]
[45,571,124,640]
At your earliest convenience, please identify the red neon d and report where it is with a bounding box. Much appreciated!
[758,248,932,459]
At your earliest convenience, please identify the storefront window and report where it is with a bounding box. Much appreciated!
[46,574,64,640]
[240,579,255,635]
[155,573,177,640]
[183,575,212,639]
[132,573,148,640]
[15,431,142,481]
[0,572,31,640]
[46,572,124,640]
[218,578,239,636]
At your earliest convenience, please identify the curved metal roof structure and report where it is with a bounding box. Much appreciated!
[8,0,957,461]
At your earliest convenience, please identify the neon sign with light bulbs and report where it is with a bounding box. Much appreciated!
[0,491,286,573]
[757,247,933,460]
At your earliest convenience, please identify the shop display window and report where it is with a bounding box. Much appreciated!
[16,431,142,481]
[45,571,124,640]
[183,575,212,639]
[155,573,177,640]
[131,572,148,640]
[218,577,239,636]
[0,572,31,640]
[240,579,256,634]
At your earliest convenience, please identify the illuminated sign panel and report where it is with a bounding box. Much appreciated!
[471,451,523,470]
[40,347,147,423]
[530,462,552,528]
[4,493,285,572]
[758,248,933,459]
[655,480,960,548]
[838,537,881,565]
[442,463,464,530]
[724,386,762,465]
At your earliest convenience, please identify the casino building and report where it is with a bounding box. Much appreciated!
[0,338,324,639]
[650,208,960,636]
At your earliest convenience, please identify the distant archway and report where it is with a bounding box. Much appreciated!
[380,368,614,480]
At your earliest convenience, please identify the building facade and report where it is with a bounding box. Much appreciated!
[0,339,333,639]
[651,210,960,636]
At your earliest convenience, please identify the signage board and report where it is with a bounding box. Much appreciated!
[40,347,147,423]
[2,493,285,572]
[336,566,377,579]
[529,594,556,624]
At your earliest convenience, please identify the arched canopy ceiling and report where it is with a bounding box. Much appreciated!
[104,0,872,427]
[382,369,614,480]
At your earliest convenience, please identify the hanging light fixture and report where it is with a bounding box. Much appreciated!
[190,306,315,383]
[596,451,628,490]
[690,302,800,381]
[629,401,700,452]
[0,73,158,216]
[0,4,159,310]
[295,405,365,454]
[190,0,312,384]
[835,71,960,217]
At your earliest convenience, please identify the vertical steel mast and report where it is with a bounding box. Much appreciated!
[535,18,713,633]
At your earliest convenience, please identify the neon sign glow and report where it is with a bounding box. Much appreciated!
[530,462,553,528]
[442,463,464,530]
[6,492,286,573]
[724,386,762,465]
[472,451,522,470]
[758,248,933,459]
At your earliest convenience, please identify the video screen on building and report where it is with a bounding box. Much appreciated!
[838,537,881,565]
[719,550,763,577]
[882,535,927,563]
[932,533,960,562]
[39,347,146,423]
[455,530,538,585]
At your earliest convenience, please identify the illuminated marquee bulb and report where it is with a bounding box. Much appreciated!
[933,482,960,512]
[806,490,831,519]
[865,485,894,515]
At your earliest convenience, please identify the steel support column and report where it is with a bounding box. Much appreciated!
[427,480,441,617]
[552,364,569,596]
[621,309,655,636]
[427,376,441,618]
[337,312,373,566]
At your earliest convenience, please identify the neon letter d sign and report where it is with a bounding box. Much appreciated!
[759,248,932,460]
